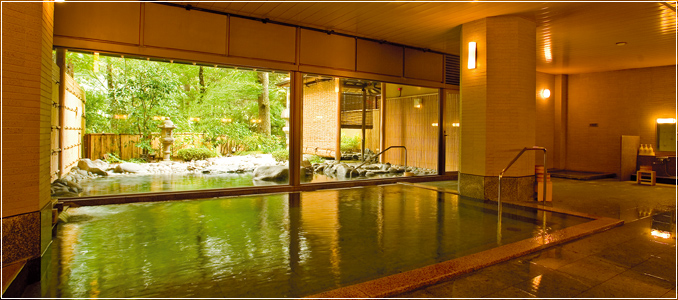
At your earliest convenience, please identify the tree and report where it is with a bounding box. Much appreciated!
[257,72,271,136]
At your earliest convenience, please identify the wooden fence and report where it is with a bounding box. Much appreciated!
[84,133,241,161]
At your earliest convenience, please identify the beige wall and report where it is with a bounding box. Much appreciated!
[565,66,676,175]
[2,2,53,218]
[536,72,556,168]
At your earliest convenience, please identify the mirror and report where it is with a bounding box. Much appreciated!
[657,122,676,152]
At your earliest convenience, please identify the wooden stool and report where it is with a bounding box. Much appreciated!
[637,170,656,186]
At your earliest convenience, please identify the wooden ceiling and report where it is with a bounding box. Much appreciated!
[178,1,676,74]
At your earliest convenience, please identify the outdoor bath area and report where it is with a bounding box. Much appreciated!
[24,181,645,298]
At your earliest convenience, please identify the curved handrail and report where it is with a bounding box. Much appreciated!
[498,146,547,206]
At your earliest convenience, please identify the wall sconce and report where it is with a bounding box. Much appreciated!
[431,123,439,127]
[468,42,477,69]
[414,98,422,108]
[541,88,551,99]
[657,118,677,124]
[452,123,460,127]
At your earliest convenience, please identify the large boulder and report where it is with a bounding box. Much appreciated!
[253,165,289,181]
[114,162,143,173]
[78,159,109,176]
[335,164,358,179]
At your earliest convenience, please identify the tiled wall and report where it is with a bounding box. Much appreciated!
[2,2,53,218]
[566,66,676,174]
[461,16,536,178]
[1,2,54,265]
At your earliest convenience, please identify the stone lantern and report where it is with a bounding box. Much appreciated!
[158,117,176,161]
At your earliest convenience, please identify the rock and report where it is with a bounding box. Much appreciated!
[314,164,326,173]
[336,164,358,179]
[253,165,289,181]
[65,179,82,192]
[78,159,109,176]
[114,162,143,173]
[363,164,381,170]
[52,190,80,198]
[301,159,312,168]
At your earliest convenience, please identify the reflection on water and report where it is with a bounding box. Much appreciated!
[48,185,589,298]
[79,173,258,196]
[76,172,397,197]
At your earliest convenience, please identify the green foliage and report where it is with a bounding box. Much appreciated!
[341,135,362,153]
[103,152,125,163]
[307,154,325,164]
[271,149,289,162]
[68,52,290,156]
[177,147,218,161]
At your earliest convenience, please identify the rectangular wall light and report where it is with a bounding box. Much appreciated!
[468,42,477,69]
[657,118,676,124]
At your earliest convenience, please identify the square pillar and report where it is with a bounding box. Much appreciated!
[459,16,537,201]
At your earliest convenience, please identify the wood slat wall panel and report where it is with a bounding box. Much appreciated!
[384,94,439,170]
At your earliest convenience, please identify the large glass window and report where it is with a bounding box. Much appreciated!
[300,74,439,183]
[54,52,290,198]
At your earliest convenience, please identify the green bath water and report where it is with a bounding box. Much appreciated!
[44,184,590,298]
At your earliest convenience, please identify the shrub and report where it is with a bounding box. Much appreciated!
[272,149,289,162]
[340,135,362,153]
[177,147,217,161]
[307,154,325,164]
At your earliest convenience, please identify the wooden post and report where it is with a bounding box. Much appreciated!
[361,87,367,161]
[438,88,446,175]
[379,83,386,163]
[335,78,342,161]
[56,48,67,178]
[289,71,303,186]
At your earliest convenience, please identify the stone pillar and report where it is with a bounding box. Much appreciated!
[459,16,536,201]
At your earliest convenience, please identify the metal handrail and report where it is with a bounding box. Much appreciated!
[353,145,407,171]
[498,146,547,207]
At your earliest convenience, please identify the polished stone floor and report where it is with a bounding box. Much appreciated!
[395,178,676,298]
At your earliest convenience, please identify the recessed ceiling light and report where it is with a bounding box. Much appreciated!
[616,42,627,46]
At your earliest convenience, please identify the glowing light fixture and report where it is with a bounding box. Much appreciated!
[414,98,422,108]
[657,118,677,124]
[468,42,477,69]
[651,229,672,239]
[431,123,439,127]
[55,0,65,2]
[541,88,551,99]
[452,123,460,127]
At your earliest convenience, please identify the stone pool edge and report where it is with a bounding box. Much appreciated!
[305,184,624,299]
